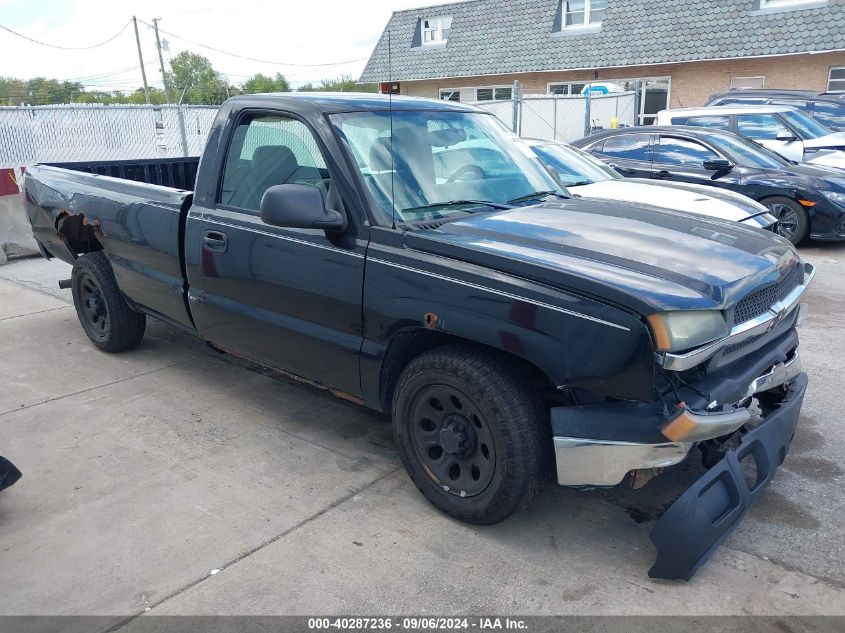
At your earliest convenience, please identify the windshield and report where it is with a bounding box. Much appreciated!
[813,102,845,131]
[707,133,791,169]
[330,110,564,224]
[782,110,832,139]
[530,142,620,186]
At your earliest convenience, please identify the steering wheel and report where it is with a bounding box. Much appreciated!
[447,164,486,183]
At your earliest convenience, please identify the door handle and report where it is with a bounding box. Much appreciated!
[202,230,228,253]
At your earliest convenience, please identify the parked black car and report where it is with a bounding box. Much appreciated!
[0,456,21,492]
[25,95,814,579]
[705,89,845,131]
[573,125,845,244]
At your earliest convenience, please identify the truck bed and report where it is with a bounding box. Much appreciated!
[44,157,199,192]
[24,161,196,330]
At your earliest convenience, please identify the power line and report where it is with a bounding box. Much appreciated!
[0,19,132,50]
[62,63,158,83]
[137,18,365,68]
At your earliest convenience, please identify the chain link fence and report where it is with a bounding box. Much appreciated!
[0,104,218,170]
[470,87,638,142]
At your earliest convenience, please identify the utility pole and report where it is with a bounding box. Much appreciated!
[152,18,171,103]
[132,16,150,104]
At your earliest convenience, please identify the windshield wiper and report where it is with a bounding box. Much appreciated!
[507,190,569,204]
[402,199,512,214]
[563,180,593,187]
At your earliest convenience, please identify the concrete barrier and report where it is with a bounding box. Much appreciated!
[0,169,38,264]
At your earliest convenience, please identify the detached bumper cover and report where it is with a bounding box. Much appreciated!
[648,372,808,581]
[0,456,22,492]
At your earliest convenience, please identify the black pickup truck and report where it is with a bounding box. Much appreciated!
[24,94,813,580]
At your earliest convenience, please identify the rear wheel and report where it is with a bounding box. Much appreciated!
[764,197,809,245]
[392,345,551,524]
[71,252,146,352]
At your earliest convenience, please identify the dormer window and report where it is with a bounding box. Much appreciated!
[758,0,828,10]
[563,0,607,28]
[422,15,452,45]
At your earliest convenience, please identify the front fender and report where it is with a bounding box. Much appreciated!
[359,250,654,408]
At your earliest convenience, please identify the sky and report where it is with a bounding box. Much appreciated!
[0,0,455,91]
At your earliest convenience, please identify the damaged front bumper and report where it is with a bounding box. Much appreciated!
[552,347,801,488]
[550,328,807,579]
[649,372,807,580]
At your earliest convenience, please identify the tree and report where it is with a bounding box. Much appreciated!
[164,51,232,105]
[0,77,85,105]
[242,72,289,94]
[0,77,28,105]
[126,87,167,105]
[298,74,376,93]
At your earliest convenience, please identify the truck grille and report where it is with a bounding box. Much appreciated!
[733,264,803,325]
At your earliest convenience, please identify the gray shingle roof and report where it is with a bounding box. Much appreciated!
[360,0,845,82]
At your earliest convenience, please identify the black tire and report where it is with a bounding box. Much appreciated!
[71,252,146,352]
[392,344,551,524]
[764,196,809,245]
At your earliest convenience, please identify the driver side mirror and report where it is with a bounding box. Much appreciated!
[703,158,734,171]
[776,131,799,142]
[260,184,347,232]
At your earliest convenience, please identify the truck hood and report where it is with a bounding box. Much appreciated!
[404,198,800,314]
[569,179,765,223]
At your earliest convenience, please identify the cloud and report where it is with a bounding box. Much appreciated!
[0,0,457,90]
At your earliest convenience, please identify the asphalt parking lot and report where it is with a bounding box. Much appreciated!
[0,247,843,619]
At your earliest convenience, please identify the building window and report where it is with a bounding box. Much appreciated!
[829,67,845,93]
[549,83,587,95]
[758,0,827,9]
[439,90,460,102]
[422,15,452,45]
[730,76,766,90]
[475,87,513,101]
[563,0,607,28]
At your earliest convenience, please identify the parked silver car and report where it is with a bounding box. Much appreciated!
[656,105,845,169]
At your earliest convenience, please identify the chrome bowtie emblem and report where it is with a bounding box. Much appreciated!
[766,306,789,331]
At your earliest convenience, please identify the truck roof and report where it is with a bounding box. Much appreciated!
[224,92,479,114]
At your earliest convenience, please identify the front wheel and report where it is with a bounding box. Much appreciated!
[392,345,551,524]
[71,252,146,352]
[764,197,809,245]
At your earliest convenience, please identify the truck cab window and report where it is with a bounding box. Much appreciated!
[220,115,330,212]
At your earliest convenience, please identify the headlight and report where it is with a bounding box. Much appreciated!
[647,311,729,352]
[822,191,845,207]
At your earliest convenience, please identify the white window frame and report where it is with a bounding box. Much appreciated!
[730,76,766,90]
[547,82,589,96]
[439,90,460,102]
[474,85,513,101]
[761,0,813,6]
[828,67,845,93]
[562,0,607,30]
[758,0,827,10]
[422,15,452,45]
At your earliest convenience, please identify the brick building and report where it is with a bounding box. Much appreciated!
[360,0,845,123]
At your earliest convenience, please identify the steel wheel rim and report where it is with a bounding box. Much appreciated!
[408,384,496,498]
[78,272,110,341]
[768,203,798,240]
